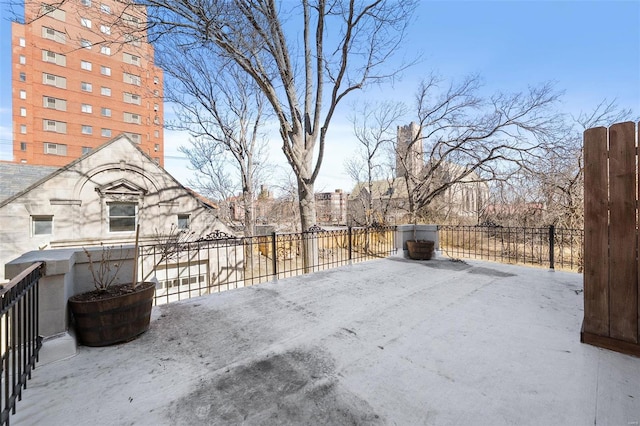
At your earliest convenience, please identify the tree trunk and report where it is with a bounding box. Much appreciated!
[243,189,254,237]
[297,179,317,272]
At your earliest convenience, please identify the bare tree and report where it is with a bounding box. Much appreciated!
[529,99,636,229]
[135,0,417,235]
[398,73,564,223]
[345,101,406,225]
[161,42,269,237]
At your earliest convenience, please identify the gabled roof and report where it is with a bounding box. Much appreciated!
[96,178,148,197]
[349,178,409,201]
[0,135,216,211]
[0,162,59,203]
[185,187,218,210]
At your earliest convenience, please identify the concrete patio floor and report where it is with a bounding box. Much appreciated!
[13,255,640,425]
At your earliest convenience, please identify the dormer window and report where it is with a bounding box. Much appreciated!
[96,179,147,233]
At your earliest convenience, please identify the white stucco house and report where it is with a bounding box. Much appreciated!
[0,135,233,283]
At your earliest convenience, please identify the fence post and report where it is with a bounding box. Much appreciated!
[549,225,555,270]
[271,232,278,280]
[348,227,353,261]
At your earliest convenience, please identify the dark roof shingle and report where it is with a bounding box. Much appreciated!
[0,162,59,203]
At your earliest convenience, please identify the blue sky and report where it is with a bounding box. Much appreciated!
[0,1,639,191]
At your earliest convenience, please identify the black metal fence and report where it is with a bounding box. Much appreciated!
[139,226,397,305]
[0,262,42,426]
[439,225,584,272]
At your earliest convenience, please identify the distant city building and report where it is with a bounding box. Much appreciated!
[315,189,348,226]
[348,122,489,225]
[395,122,423,178]
[11,0,164,166]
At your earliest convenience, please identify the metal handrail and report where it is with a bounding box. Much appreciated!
[0,262,43,426]
[438,225,584,272]
[139,226,397,305]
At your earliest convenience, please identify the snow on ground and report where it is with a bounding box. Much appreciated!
[13,256,640,425]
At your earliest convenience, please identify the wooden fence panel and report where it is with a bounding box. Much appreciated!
[637,123,640,342]
[608,122,638,343]
[582,121,640,356]
[583,126,609,336]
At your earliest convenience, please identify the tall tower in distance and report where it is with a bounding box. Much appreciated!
[395,122,423,178]
[11,0,164,166]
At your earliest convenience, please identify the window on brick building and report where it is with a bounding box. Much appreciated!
[44,142,67,155]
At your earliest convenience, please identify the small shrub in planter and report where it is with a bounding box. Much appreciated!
[69,243,155,347]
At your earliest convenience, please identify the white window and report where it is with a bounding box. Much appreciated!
[81,125,93,135]
[42,50,66,66]
[153,76,159,85]
[43,120,67,133]
[154,143,159,152]
[177,215,190,229]
[109,203,136,232]
[123,92,141,105]
[44,142,67,155]
[123,72,141,86]
[124,33,141,46]
[80,39,91,49]
[19,37,25,47]
[153,103,159,112]
[19,90,26,100]
[19,55,26,65]
[81,82,92,92]
[42,26,66,43]
[100,45,111,55]
[124,112,141,124]
[20,125,27,134]
[41,4,65,21]
[80,17,92,28]
[101,107,111,117]
[32,216,53,235]
[81,0,91,6]
[100,66,111,76]
[101,128,111,137]
[81,104,92,113]
[43,73,67,88]
[123,53,140,66]
[43,96,67,111]
[100,25,111,35]
[81,60,92,71]
[82,146,91,154]
[100,3,111,14]
[20,107,26,117]
[122,13,141,28]
[153,90,159,97]
[125,132,140,143]
[100,86,111,96]
[154,130,159,138]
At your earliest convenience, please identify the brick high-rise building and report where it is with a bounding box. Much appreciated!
[11,0,164,166]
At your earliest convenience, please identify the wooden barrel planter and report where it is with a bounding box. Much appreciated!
[407,240,435,260]
[69,282,155,347]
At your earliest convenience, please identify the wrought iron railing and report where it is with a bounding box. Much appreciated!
[0,262,43,426]
[139,226,397,305]
[439,225,583,272]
